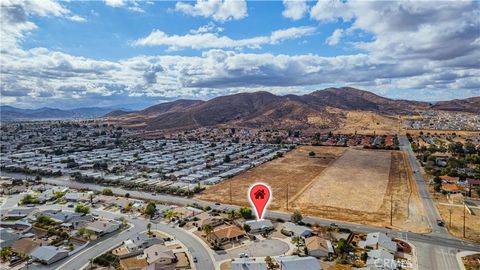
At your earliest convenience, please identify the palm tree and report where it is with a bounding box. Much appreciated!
[163,209,179,221]
[203,224,213,236]
[89,193,95,205]
[291,236,302,252]
[147,223,152,235]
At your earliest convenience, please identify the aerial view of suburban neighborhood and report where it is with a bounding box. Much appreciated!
[0,1,479,270]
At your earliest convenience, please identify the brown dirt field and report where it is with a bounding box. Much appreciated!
[293,149,391,213]
[291,150,429,232]
[436,201,480,243]
[335,111,400,135]
[196,146,346,210]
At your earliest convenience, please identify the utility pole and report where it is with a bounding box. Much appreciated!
[390,195,393,226]
[463,203,466,238]
[229,182,232,204]
[448,208,452,227]
[286,184,289,210]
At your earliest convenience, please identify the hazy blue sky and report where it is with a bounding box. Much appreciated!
[1,0,479,109]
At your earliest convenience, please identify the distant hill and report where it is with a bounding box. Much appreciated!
[108,87,445,131]
[430,96,480,113]
[0,106,121,121]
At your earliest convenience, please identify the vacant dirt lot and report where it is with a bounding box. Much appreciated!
[293,149,391,212]
[436,201,480,243]
[198,147,428,232]
[336,111,400,135]
[196,146,346,210]
[291,149,429,232]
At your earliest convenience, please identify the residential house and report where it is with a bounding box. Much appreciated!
[282,222,312,238]
[366,249,395,270]
[244,220,274,234]
[207,225,245,245]
[1,207,35,220]
[31,246,69,265]
[274,255,321,270]
[115,233,165,256]
[193,212,223,228]
[0,228,20,247]
[441,183,462,194]
[305,236,334,258]
[84,219,120,236]
[231,258,267,270]
[144,244,177,270]
[359,232,397,253]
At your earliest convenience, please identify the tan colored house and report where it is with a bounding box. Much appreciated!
[305,236,334,258]
[144,244,176,270]
[193,212,223,228]
[207,225,245,245]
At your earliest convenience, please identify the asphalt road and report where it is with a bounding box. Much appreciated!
[398,135,450,236]
[30,175,480,252]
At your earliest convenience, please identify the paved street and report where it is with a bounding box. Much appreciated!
[398,135,450,236]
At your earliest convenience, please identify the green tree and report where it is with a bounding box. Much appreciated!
[292,236,302,252]
[53,191,65,200]
[265,256,277,270]
[75,205,90,214]
[203,224,213,236]
[434,183,442,193]
[19,194,40,205]
[147,223,152,235]
[308,151,316,157]
[224,155,231,163]
[239,207,253,219]
[101,188,113,196]
[243,224,251,233]
[291,210,303,224]
[361,251,368,262]
[336,238,348,253]
[0,247,13,262]
[144,202,157,218]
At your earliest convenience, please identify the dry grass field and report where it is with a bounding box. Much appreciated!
[198,146,429,232]
[196,146,346,210]
[293,149,391,212]
[292,149,429,232]
[335,111,400,135]
[436,200,480,243]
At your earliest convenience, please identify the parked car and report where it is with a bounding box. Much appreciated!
[437,219,445,226]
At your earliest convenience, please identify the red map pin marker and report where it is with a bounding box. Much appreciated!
[248,183,271,220]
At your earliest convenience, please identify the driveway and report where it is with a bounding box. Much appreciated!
[214,239,290,261]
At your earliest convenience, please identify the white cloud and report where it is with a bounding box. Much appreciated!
[310,0,480,63]
[282,0,308,20]
[325,28,343,45]
[310,0,353,22]
[69,15,87,22]
[190,22,224,34]
[1,0,478,108]
[132,26,316,50]
[104,0,125,8]
[175,0,247,22]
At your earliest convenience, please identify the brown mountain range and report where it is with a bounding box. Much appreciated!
[105,87,478,132]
